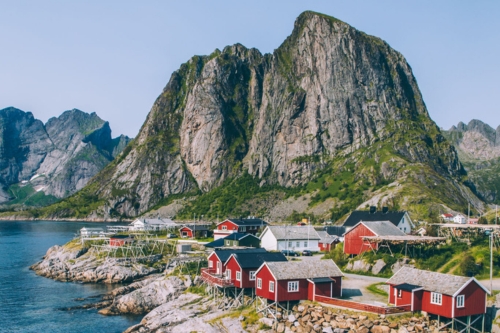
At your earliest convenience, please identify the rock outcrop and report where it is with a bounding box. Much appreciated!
[30,242,158,283]
[0,107,131,206]
[444,120,500,203]
[41,11,479,219]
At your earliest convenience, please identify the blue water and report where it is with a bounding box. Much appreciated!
[0,221,142,333]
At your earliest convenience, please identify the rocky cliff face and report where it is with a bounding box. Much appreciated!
[42,11,479,219]
[0,107,131,206]
[444,120,500,203]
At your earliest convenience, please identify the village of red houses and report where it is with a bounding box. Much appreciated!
[79,207,499,332]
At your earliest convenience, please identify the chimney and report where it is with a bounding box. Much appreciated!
[382,207,389,214]
[370,206,376,214]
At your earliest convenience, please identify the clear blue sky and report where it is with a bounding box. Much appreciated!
[1,1,498,137]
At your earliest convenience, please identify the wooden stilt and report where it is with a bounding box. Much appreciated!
[481,314,485,333]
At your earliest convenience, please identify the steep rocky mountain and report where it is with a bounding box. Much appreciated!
[37,11,482,220]
[443,120,500,204]
[0,107,131,207]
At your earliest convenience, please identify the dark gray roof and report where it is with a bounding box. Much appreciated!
[204,239,224,248]
[343,211,407,227]
[263,259,343,280]
[395,283,422,291]
[182,224,210,231]
[387,267,486,296]
[309,277,336,284]
[213,248,266,263]
[224,218,268,226]
[228,251,287,268]
[354,221,406,237]
[225,233,259,241]
[263,226,321,241]
[324,226,346,237]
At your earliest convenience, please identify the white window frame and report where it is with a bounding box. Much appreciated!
[209,261,213,268]
[288,241,292,248]
[296,241,300,248]
[431,292,442,305]
[241,226,246,232]
[304,241,308,248]
[457,295,465,308]
[236,271,241,281]
[249,271,256,281]
[288,281,299,292]
[222,225,227,230]
[226,269,231,280]
[269,281,275,292]
[398,289,402,298]
[257,278,262,289]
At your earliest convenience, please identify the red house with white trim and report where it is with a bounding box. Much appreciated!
[387,267,489,318]
[223,251,287,288]
[254,260,343,303]
[214,218,268,240]
[109,235,134,247]
[179,224,210,238]
[343,221,405,255]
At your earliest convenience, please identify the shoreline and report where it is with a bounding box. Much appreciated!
[0,216,132,222]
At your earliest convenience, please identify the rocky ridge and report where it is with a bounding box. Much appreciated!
[443,120,500,204]
[39,11,480,221]
[0,107,131,207]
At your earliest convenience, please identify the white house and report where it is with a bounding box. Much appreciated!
[130,218,177,231]
[259,225,320,252]
[453,214,467,224]
[80,227,104,237]
[342,207,414,234]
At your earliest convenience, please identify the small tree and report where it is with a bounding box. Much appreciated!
[478,216,488,225]
[460,253,480,277]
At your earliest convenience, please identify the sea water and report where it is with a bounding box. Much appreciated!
[0,220,142,333]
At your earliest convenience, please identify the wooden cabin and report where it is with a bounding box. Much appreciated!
[214,218,268,240]
[343,221,405,255]
[254,260,343,303]
[109,234,134,247]
[206,248,267,279]
[179,224,210,238]
[387,267,489,318]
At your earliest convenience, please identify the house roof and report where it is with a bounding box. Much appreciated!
[395,283,422,291]
[345,221,406,237]
[308,277,336,284]
[225,233,259,241]
[323,226,346,237]
[213,248,267,263]
[132,218,176,226]
[317,231,339,244]
[343,211,408,227]
[110,234,133,239]
[181,224,210,231]
[262,226,321,241]
[221,218,268,227]
[227,251,287,268]
[441,214,454,218]
[261,259,343,280]
[387,267,489,296]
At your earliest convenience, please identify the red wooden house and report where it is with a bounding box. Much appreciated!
[387,267,489,318]
[343,221,405,255]
[109,235,134,247]
[254,260,343,303]
[223,251,287,289]
[318,231,339,252]
[204,248,268,286]
[214,218,268,240]
[179,224,210,238]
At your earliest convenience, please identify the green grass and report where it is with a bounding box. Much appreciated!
[367,283,388,297]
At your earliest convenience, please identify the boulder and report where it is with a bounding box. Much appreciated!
[371,325,390,333]
[371,259,386,275]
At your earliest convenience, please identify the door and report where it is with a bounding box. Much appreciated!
[217,262,221,275]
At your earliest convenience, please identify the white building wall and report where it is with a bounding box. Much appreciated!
[277,239,320,251]
[453,214,466,224]
[260,230,278,250]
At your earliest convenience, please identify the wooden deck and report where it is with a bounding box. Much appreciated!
[201,268,234,287]
[314,295,411,315]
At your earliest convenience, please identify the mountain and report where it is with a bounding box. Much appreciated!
[36,11,482,221]
[443,120,500,204]
[0,107,131,208]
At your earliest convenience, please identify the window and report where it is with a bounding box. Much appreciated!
[296,241,300,248]
[304,241,308,248]
[431,292,442,305]
[269,281,275,292]
[457,295,465,308]
[288,241,292,248]
[209,261,213,268]
[257,278,262,289]
[226,269,231,279]
[222,225,227,230]
[236,271,241,281]
[398,289,402,298]
[241,226,246,232]
[288,281,299,292]
[249,271,256,281]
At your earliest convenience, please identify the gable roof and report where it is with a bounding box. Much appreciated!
[213,248,267,263]
[323,226,346,237]
[225,233,259,241]
[221,218,268,227]
[262,226,321,241]
[387,266,489,296]
[260,259,343,280]
[344,221,406,237]
[181,224,210,231]
[343,211,408,227]
[226,251,287,268]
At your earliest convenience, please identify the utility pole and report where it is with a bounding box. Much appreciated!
[490,231,493,294]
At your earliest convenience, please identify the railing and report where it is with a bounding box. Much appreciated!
[200,268,234,287]
[314,295,411,315]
